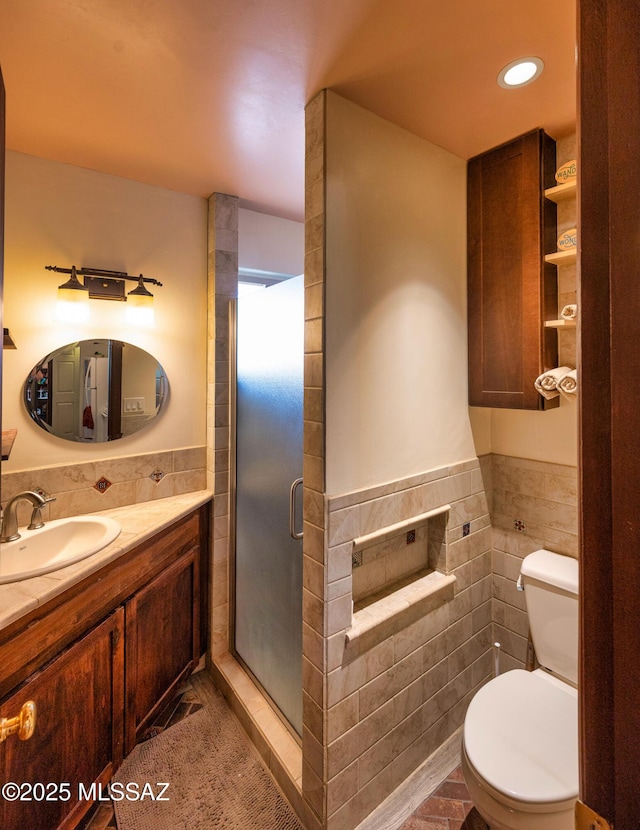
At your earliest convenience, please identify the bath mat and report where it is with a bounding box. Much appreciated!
[112,705,303,830]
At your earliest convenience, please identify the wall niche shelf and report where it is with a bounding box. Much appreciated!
[545,319,576,328]
[347,502,453,653]
[544,180,577,203]
[351,504,450,553]
[545,249,577,266]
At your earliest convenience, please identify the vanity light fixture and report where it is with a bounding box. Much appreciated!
[497,56,544,89]
[48,265,163,326]
[125,276,155,326]
[54,265,90,323]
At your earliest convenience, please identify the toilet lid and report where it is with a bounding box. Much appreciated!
[464,669,578,804]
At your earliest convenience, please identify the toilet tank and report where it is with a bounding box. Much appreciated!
[521,549,579,685]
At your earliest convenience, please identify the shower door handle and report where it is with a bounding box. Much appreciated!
[289,478,304,540]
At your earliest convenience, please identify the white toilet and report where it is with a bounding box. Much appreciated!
[461,548,579,830]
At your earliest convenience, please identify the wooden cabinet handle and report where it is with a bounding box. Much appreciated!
[0,701,36,743]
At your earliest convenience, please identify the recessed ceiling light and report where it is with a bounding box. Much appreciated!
[497,57,544,89]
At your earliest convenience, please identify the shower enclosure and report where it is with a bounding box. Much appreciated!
[231,275,304,735]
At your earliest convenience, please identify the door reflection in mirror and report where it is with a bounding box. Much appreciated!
[24,339,169,443]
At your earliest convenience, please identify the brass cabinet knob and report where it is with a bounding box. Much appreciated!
[0,701,37,743]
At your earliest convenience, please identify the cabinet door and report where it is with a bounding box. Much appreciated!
[0,610,124,830]
[124,546,199,752]
[468,129,558,409]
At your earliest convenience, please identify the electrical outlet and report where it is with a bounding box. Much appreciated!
[406,529,416,544]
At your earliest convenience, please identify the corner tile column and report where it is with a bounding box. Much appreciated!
[207,192,238,657]
[302,89,328,825]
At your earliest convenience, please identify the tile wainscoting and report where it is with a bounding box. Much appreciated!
[306,457,494,830]
[302,450,577,830]
[1,445,207,525]
[490,453,578,672]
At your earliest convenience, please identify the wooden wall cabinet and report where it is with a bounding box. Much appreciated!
[0,506,208,830]
[467,129,558,409]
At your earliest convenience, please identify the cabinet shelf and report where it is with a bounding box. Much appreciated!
[545,180,577,203]
[544,319,576,328]
[545,249,577,266]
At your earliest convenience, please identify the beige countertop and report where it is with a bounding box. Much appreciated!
[0,490,212,632]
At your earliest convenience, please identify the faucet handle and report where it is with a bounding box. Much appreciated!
[27,496,56,531]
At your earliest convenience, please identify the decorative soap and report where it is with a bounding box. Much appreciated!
[555,159,577,183]
[557,228,577,250]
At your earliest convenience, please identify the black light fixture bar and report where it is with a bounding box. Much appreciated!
[46,265,163,302]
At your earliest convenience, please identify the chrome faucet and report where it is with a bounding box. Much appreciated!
[1,491,49,543]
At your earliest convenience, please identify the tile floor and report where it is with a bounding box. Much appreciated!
[80,677,204,830]
[81,674,487,830]
[398,766,488,830]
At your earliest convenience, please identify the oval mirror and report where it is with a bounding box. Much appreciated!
[24,339,169,443]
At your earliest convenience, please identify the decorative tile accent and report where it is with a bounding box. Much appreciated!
[93,477,112,494]
[149,469,165,484]
[513,519,526,532]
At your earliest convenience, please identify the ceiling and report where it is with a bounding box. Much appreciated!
[0,0,576,222]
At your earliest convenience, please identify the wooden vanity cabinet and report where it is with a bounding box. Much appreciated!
[1,612,124,830]
[0,504,208,830]
[467,129,558,409]
[124,545,199,752]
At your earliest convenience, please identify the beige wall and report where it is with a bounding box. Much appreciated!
[324,92,477,495]
[239,207,304,276]
[2,151,208,470]
[470,404,578,466]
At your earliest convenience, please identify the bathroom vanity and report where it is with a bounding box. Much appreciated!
[0,495,210,830]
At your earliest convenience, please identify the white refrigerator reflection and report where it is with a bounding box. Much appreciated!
[83,356,109,442]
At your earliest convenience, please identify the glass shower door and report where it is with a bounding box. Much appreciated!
[233,275,304,735]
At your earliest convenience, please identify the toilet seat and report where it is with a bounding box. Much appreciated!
[463,669,578,807]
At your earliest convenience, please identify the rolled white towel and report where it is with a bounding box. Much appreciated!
[561,304,578,320]
[534,366,573,399]
[558,369,578,399]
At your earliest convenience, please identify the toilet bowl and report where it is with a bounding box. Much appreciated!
[462,668,578,830]
[462,549,579,830]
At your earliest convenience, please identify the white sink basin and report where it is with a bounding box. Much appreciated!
[0,515,121,584]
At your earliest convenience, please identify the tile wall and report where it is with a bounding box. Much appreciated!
[301,89,328,826]
[490,453,578,671]
[304,458,494,830]
[1,446,206,526]
[206,192,238,659]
